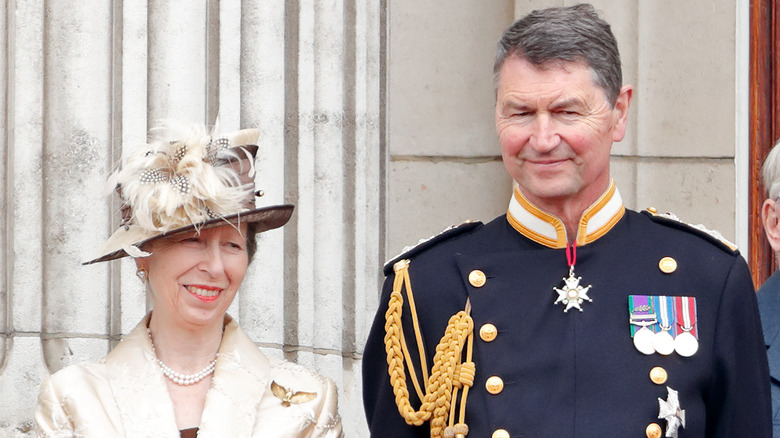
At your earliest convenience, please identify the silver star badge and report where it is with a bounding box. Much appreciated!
[658,386,686,438]
[553,266,592,312]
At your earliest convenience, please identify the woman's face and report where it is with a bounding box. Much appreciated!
[139,224,249,330]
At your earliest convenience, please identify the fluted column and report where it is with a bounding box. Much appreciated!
[41,0,114,371]
[1,0,49,425]
[238,0,289,354]
[0,1,382,436]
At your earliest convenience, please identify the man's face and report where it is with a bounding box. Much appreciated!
[495,57,632,213]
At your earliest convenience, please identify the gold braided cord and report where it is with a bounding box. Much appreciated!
[384,259,475,438]
[392,261,429,401]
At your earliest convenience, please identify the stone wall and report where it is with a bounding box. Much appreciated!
[0,1,380,436]
[0,0,745,436]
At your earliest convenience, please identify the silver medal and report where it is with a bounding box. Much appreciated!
[630,301,657,355]
[653,330,675,355]
[633,326,656,355]
[652,296,675,355]
[674,331,699,357]
[675,296,699,357]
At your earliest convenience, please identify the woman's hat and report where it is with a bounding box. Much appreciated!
[84,121,293,265]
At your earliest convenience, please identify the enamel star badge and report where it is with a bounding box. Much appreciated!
[553,266,593,312]
[658,386,686,438]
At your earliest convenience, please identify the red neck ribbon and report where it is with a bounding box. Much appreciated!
[566,241,577,267]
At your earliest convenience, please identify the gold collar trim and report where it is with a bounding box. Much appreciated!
[506,180,625,249]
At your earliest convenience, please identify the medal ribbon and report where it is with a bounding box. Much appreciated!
[674,296,697,337]
[629,295,655,337]
[656,296,674,331]
[566,241,576,267]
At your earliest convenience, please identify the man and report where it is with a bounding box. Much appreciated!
[757,140,780,436]
[362,4,771,438]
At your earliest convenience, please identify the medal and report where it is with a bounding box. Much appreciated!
[634,326,656,355]
[629,295,657,355]
[653,330,675,355]
[658,386,686,438]
[675,332,697,357]
[553,242,592,312]
[652,296,675,356]
[674,296,699,357]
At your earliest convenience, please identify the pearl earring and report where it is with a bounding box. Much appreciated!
[136,268,148,281]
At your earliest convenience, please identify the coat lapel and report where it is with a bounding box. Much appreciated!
[198,316,272,437]
[105,313,181,437]
[759,272,780,382]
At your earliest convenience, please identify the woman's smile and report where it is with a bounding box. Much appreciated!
[185,284,223,302]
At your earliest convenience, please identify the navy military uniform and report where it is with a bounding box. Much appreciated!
[363,182,771,437]
[757,270,780,435]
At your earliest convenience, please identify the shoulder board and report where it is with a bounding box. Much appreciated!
[383,221,483,275]
[641,208,739,255]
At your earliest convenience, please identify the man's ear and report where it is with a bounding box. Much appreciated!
[611,85,633,143]
[762,198,780,254]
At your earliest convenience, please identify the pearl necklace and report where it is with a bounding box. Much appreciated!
[147,328,218,386]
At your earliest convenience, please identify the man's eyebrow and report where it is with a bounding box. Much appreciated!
[502,99,532,110]
[550,98,583,110]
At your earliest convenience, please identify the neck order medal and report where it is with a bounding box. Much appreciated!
[553,242,593,312]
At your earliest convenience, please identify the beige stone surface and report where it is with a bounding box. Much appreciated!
[636,159,736,241]
[388,159,512,258]
[591,1,639,157]
[0,337,47,438]
[240,1,288,349]
[43,0,113,336]
[610,157,638,210]
[634,1,736,158]
[388,0,514,157]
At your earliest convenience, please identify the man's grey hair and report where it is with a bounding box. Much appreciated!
[493,3,622,106]
[762,139,780,199]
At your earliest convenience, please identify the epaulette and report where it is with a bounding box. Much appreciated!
[383,220,483,275]
[641,207,739,255]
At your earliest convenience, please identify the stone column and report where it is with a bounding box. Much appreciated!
[0,1,382,436]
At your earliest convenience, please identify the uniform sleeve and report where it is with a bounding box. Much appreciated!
[707,256,772,437]
[309,376,343,438]
[34,375,76,438]
[362,275,430,438]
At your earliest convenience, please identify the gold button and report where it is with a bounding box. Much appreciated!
[469,270,487,287]
[492,429,510,438]
[649,367,668,385]
[485,376,504,394]
[646,423,662,438]
[647,207,657,214]
[480,324,498,342]
[659,257,677,274]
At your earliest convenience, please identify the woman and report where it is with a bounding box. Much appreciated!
[34,121,342,437]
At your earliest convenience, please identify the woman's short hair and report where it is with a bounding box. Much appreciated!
[246,222,259,264]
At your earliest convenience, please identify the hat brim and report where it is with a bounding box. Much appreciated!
[83,204,294,265]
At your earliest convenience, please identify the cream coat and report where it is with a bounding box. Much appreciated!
[35,314,342,437]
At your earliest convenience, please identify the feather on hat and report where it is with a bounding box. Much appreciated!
[84,121,293,264]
